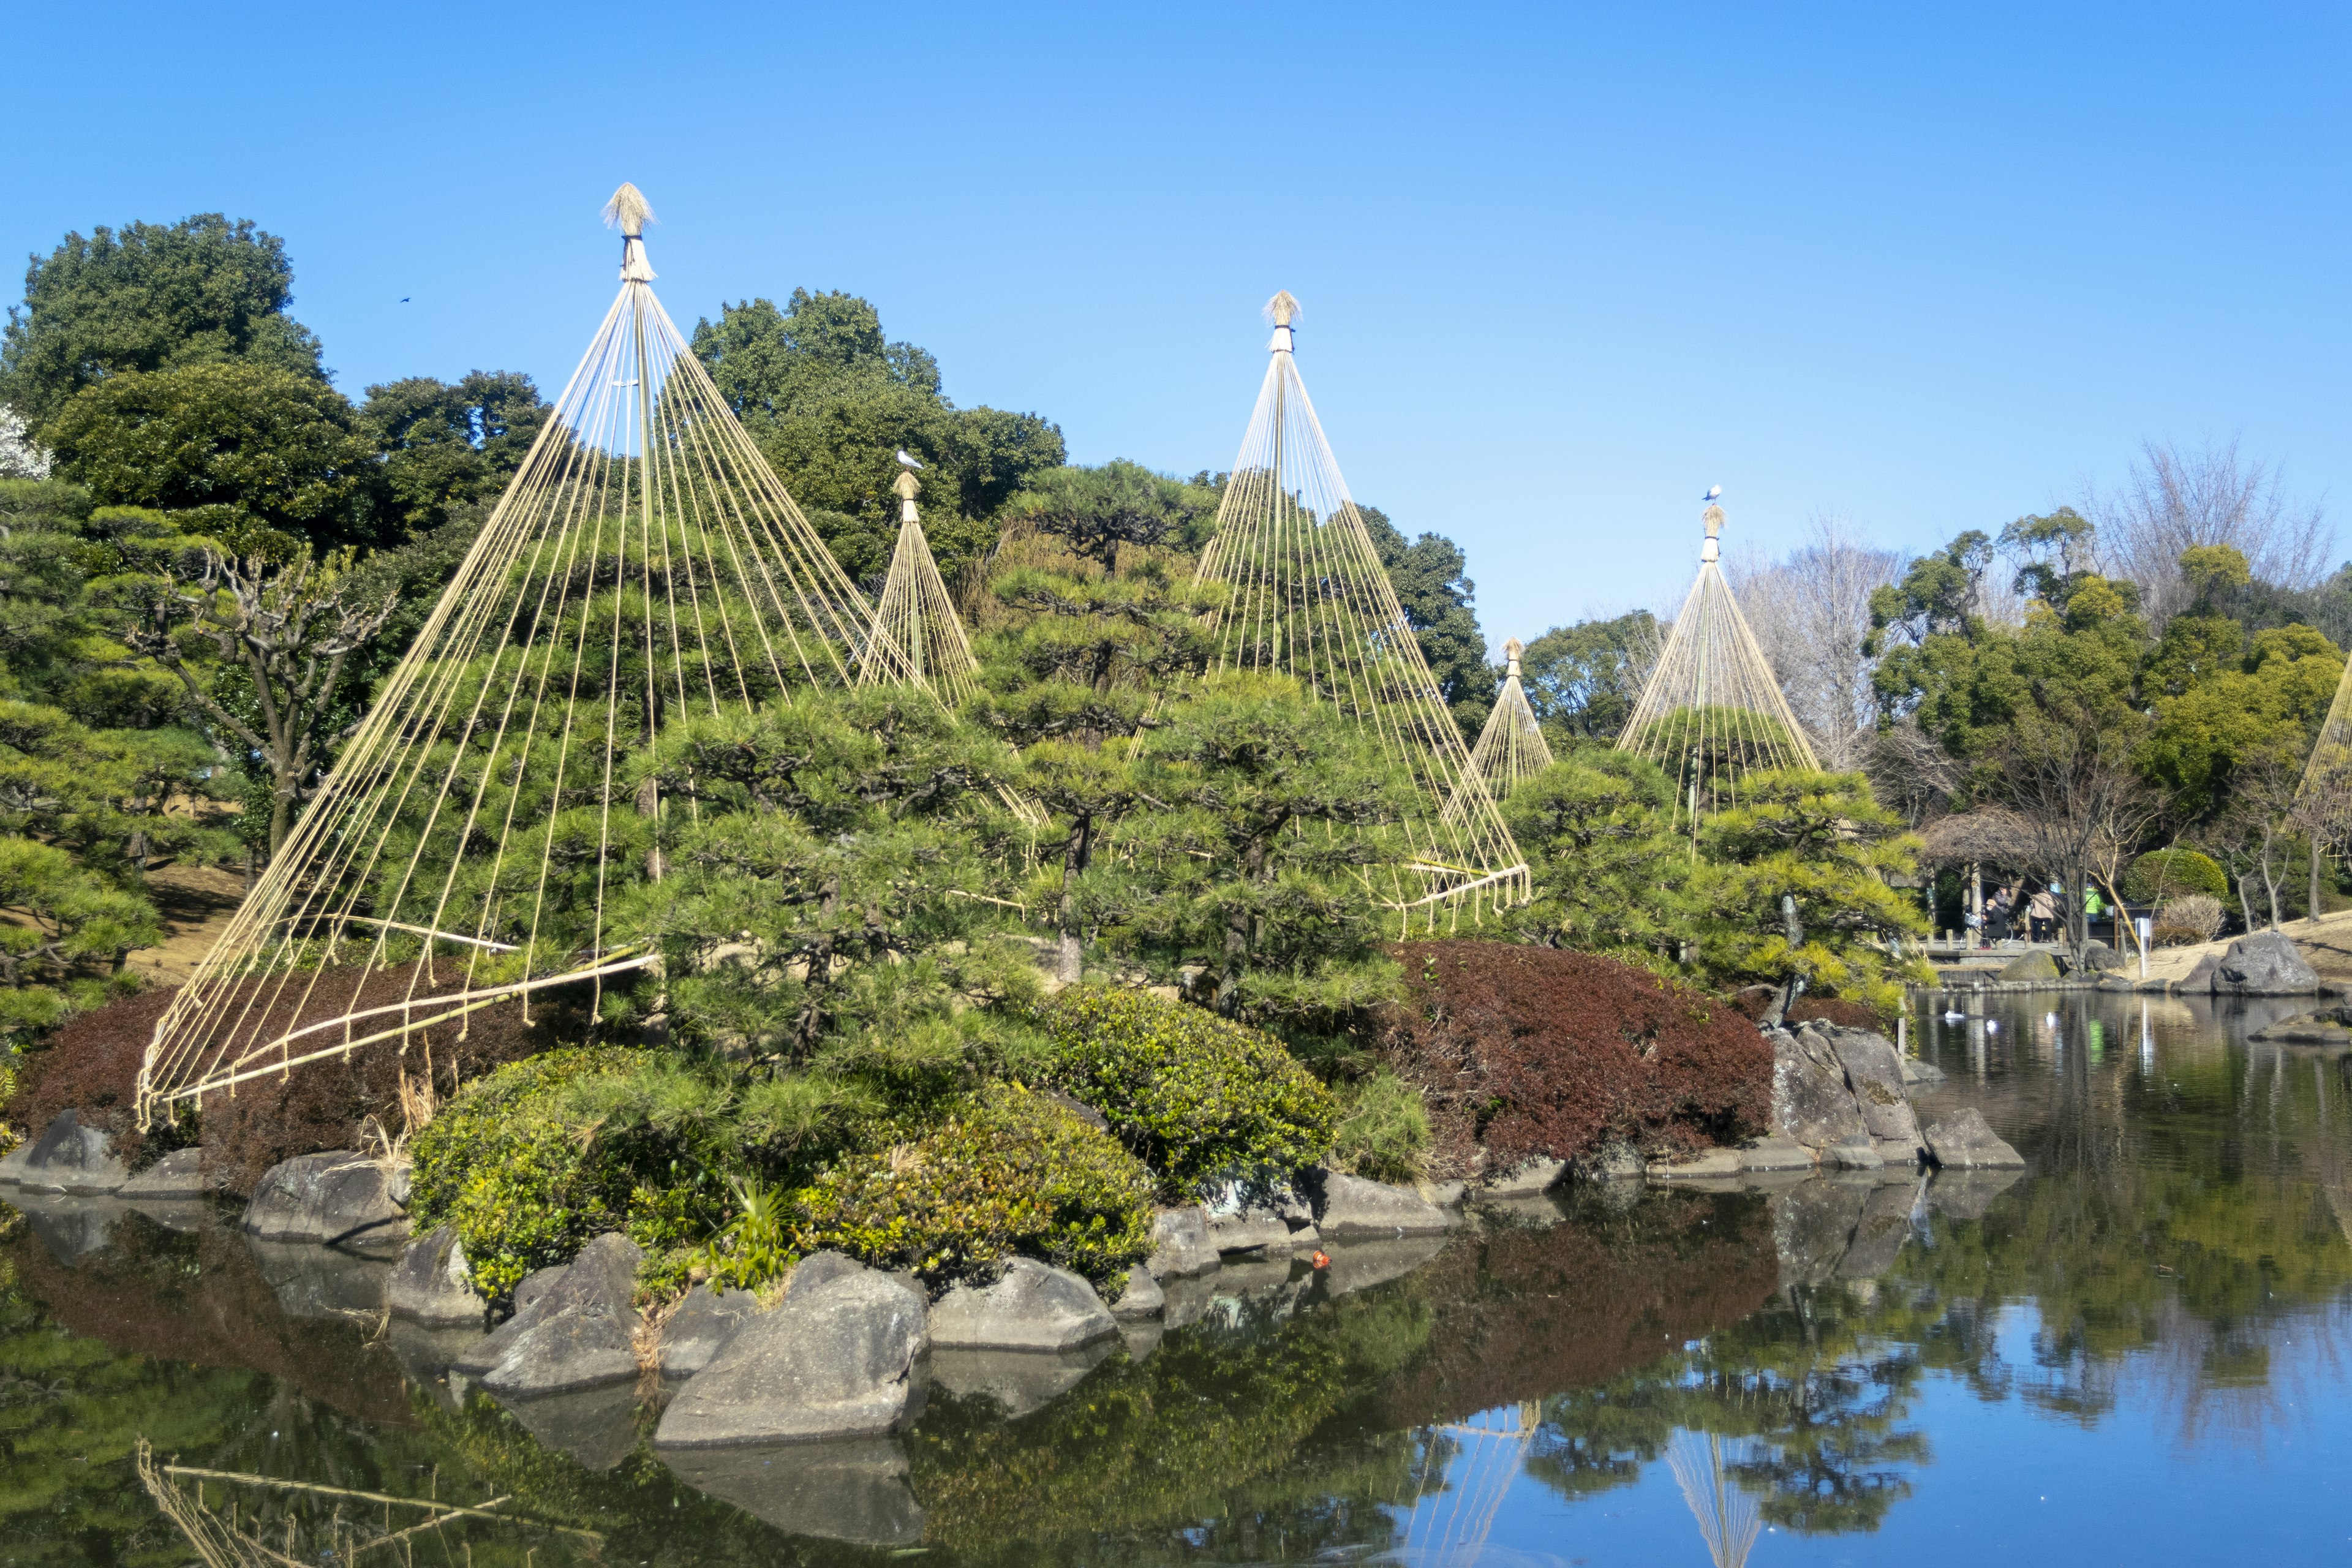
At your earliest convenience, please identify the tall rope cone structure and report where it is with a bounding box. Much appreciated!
[1193,292,1528,924]
[1616,499,1817,833]
[1452,636,1553,816]
[2297,650,2352,851]
[856,467,982,707]
[135,185,889,1128]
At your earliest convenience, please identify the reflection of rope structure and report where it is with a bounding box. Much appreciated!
[1450,637,1553,817]
[858,469,982,707]
[1193,292,1528,926]
[1667,1431,1762,1568]
[135,1439,600,1564]
[1399,1401,1538,1567]
[137,186,884,1127]
[1616,502,1817,835]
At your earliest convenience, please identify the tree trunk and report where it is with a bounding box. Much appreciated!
[2313,844,2327,924]
[1056,818,1091,985]
[269,790,293,856]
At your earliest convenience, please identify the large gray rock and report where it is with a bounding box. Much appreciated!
[1306,1170,1457,1238]
[1825,1028,1924,1153]
[1145,1205,1219,1278]
[242,1153,407,1251]
[929,1259,1117,1352]
[788,1250,865,1296]
[389,1225,488,1327]
[661,1438,924,1547]
[1108,1265,1164,1321]
[661,1283,760,1378]
[657,1267,928,1447]
[1921,1107,2026,1169]
[2182,951,2223,990]
[1770,1028,1870,1152]
[929,1340,1116,1418]
[456,1232,644,1395]
[1205,1207,1295,1256]
[118,1148,211,1200]
[2211,931,2321,995]
[9,1111,129,1195]
[1482,1157,1566,1197]
[1998,950,2063,983]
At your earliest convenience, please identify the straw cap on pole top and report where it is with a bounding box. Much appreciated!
[1701,500,1726,563]
[603,183,657,281]
[1264,290,1299,353]
[893,468,921,519]
[1504,636,1525,677]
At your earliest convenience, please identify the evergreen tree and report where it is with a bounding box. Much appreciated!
[1504,748,1691,965]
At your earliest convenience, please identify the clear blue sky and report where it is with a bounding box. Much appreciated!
[12,2,2349,647]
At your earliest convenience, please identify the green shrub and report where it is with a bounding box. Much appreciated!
[793,1080,1152,1286]
[1325,1071,1431,1184]
[1037,986,1335,1197]
[409,1047,736,1302]
[2124,848,2230,904]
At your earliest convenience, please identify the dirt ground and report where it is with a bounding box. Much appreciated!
[123,862,247,986]
[2130,907,2352,986]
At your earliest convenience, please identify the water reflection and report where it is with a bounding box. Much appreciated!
[1,987,2348,1563]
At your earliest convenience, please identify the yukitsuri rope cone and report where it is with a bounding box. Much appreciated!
[1453,636,1553,812]
[1616,499,1817,835]
[2297,647,2352,851]
[136,186,891,1128]
[1192,292,1527,926]
[856,466,982,707]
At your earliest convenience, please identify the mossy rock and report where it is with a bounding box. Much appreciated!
[1997,950,2064,983]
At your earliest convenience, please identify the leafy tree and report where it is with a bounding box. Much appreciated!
[124,547,396,852]
[1519,611,1659,743]
[691,290,1063,584]
[46,363,379,550]
[976,551,1220,981]
[1359,506,1491,737]
[1003,459,1219,568]
[1504,748,1691,965]
[1117,671,1408,1033]
[0,213,324,433]
[624,687,1034,1069]
[1692,769,1931,1014]
[1864,529,1994,654]
[361,370,549,536]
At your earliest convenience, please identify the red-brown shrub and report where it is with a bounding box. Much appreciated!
[7,964,586,1192]
[1725,985,1887,1031]
[1372,941,1771,1178]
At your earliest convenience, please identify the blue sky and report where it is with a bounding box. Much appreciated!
[12,2,2349,647]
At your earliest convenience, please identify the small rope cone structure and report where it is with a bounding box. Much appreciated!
[856,467,982,707]
[1616,499,1817,832]
[135,185,887,1128]
[1194,292,1528,922]
[2299,649,2352,850]
[1454,636,1553,812]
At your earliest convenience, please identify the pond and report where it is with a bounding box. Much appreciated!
[3,987,2348,1567]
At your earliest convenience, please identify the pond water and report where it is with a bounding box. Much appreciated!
[4,987,2350,1567]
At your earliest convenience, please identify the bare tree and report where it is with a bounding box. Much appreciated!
[1997,720,2166,956]
[2089,436,2331,628]
[127,549,396,854]
[1728,514,1902,772]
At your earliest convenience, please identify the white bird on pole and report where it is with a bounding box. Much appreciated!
[1703,484,1722,501]
[896,449,924,470]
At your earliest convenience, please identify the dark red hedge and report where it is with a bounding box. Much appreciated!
[1373,941,1772,1178]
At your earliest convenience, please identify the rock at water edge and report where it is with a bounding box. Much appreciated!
[929,1259,1117,1353]
[456,1232,644,1394]
[242,1153,407,1250]
[1739,1137,1816,1173]
[1822,1027,1924,1152]
[390,1225,488,1327]
[662,1283,760,1378]
[1481,1157,1565,1197]
[1109,1265,1164,1321]
[10,1111,130,1195]
[2211,930,2321,995]
[1921,1107,2026,1169]
[1647,1148,1743,1182]
[118,1147,209,1200]
[1769,1028,1870,1152]
[1997,951,2062,984]
[929,1340,1115,1419]
[1145,1206,1219,1279]
[1307,1170,1457,1238]
[655,1270,929,1448]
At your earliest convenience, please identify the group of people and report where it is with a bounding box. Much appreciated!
[1966,881,2105,946]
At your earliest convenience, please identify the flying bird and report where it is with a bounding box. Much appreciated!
[1703,484,1722,501]
[400,297,411,303]
[895,449,924,470]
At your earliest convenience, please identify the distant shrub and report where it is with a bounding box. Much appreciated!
[1325,1070,1431,1185]
[409,1047,731,1302]
[1374,940,1771,1178]
[2155,892,2225,943]
[2125,849,2230,904]
[793,1080,1153,1286]
[1037,986,1335,1197]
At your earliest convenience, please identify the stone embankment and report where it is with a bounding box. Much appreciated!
[1937,929,2330,997]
